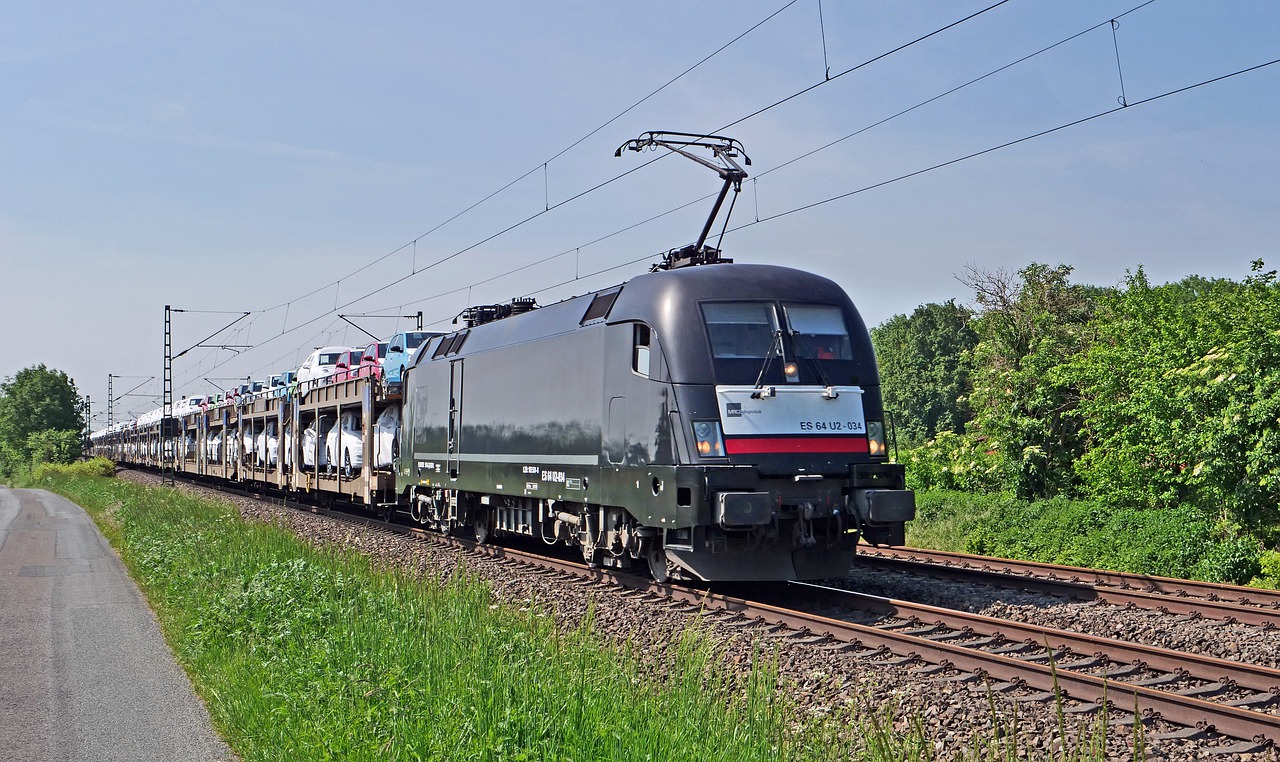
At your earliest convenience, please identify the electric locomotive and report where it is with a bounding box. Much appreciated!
[394,132,913,582]
[397,258,914,581]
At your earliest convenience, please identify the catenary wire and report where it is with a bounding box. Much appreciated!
[251,0,803,318]
[179,51,1277,396]
[172,4,1263,399]
[372,0,1161,324]
[184,0,1015,382]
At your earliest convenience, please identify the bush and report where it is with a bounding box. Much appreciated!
[27,428,83,465]
[899,432,1005,492]
[1191,535,1263,585]
[909,489,1263,585]
[31,457,115,481]
[1251,550,1280,589]
[905,490,1020,551]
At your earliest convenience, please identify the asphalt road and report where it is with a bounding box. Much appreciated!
[0,486,235,762]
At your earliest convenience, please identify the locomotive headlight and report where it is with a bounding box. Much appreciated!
[692,421,725,457]
[867,420,887,457]
[784,362,799,382]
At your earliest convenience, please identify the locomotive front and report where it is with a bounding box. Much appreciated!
[600,263,915,581]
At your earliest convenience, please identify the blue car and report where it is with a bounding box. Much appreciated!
[384,331,440,384]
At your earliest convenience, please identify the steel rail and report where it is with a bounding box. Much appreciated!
[863,546,1280,608]
[858,549,1280,628]
[401,522,1280,747]
[787,582,1280,696]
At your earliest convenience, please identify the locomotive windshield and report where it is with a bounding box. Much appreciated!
[701,300,855,384]
[784,304,852,360]
[702,302,778,358]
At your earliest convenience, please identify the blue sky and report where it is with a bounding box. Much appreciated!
[2,1,1276,426]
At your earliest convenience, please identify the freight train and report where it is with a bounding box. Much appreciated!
[89,133,915,582]
[89,259,914,582]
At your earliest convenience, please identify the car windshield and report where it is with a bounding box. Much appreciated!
[319,352,343,365]
[406,333,429,350]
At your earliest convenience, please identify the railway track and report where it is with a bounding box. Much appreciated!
[777,582,1280,754]
[296,499,1280,753]
[857,546,1280,628]
[140,472,1280,755]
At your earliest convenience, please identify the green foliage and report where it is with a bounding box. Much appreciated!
[0,364,85,476]
[904,490,1024,552]
[871,300,978,446]
[1252,550,1280,589]
[907,490,1262,585]
[877,260,1280,567]
[899,432,1005,493]
[46,474,867,762]
[962,263,1106,499]
[1070,262,1280,532]
[27,428,83,465]
[30,457,115,481]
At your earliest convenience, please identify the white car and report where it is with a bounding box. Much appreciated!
[296,346,355,394]
[373,406,400,469]
[226,428,240,465]
[207,431,223,463]
[301,414,336,470]
[282,423,294,471]
[242,423,258,465]
[325,411,363,476]
[255,420,279,467]
[174,395,206,418]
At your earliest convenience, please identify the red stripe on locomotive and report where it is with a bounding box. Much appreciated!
[723,436,869,455]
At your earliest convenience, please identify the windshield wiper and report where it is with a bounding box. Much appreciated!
[790,331,832,388]
[751,330,785,397]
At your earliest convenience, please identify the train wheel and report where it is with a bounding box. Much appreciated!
[474,512,490,544]
[647,547,671,584]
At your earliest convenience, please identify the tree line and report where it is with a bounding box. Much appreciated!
[872,260,1280,544]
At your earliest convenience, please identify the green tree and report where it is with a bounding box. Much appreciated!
[0,364,85,474]
[871,300,978,445]
[962,263,1105,498]
[27,429,84,466]
[1072,263,1280,533]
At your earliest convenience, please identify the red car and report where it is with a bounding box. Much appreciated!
[357,341,387,379]
[333,349,364,383]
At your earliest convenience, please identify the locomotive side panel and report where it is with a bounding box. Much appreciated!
[455,327,605,498]
[594,320,698,527]
[400,327,607,503]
